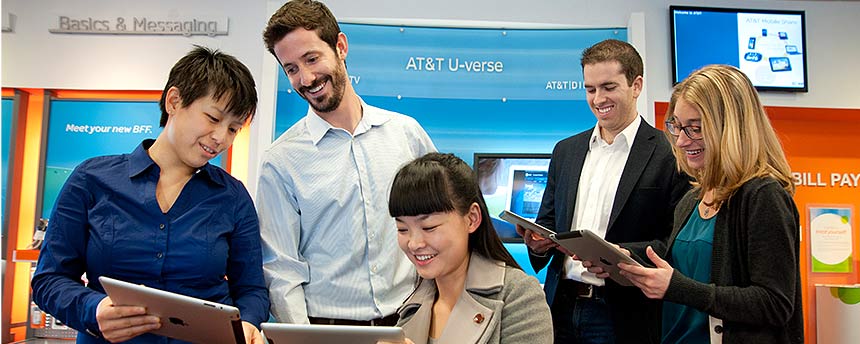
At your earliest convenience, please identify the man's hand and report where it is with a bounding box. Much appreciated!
[95,296,160,343]
[242,321,263,344]
[515,225,558,255]
[582,243,630,278]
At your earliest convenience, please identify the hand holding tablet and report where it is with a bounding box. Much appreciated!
[500,210,642,286]
[553,230,643,286]
[503,210,566,255]
[95,296,160,343]
[100,276,246,344]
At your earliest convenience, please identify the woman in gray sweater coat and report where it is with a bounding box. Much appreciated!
[387,153,553,344]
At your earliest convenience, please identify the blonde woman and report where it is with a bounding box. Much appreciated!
[588,65,803,343]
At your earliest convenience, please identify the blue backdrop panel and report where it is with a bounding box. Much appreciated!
[42,100,162,219]
[41,100,226,219]
[274,23,627,281]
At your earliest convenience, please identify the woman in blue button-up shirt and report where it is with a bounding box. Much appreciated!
[31,46,269,344]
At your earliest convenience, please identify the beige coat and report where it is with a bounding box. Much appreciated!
[396,254,553,344]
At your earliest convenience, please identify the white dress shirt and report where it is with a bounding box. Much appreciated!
[257,98,436,323]
[563,116,641,285]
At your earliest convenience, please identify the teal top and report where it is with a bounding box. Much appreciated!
[662,204,715,343]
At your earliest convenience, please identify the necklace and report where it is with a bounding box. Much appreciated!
[702,201,720,217]
[701,189,720,218]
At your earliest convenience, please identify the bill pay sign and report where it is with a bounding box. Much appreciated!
[809,207,854,273]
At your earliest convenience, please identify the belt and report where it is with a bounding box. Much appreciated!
[308,313,399,326]
[560,279,604,299]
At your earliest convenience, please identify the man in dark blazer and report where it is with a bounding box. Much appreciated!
[517,39,689,343]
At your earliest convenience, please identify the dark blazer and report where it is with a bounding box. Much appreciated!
[530,118,690,343]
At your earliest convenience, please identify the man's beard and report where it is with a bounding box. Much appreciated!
[298,63,347,114]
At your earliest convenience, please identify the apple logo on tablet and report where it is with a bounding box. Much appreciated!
[169,317,189,327]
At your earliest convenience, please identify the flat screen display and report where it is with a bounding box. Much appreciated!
[671,6,807,92]
[474,153,551,242]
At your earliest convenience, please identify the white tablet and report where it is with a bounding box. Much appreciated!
[554,230,644,286]
[99,276,245,344]
[261,323,405,344]
[499,210,559,241]
[499,211,643,286]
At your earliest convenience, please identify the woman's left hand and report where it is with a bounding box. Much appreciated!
[618,246,673,299]
[242,321,263,344]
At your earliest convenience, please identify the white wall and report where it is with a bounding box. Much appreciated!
[313,0,860,110]
[1,0,267,90]
[3,0,859,195]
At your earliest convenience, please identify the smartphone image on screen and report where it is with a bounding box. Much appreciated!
[762,28,768,37]
[744,52,763,62]
[748,37,757,50]
[769,57,792,72]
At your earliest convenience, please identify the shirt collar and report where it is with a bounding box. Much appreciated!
[462,253,506,295]
[305,96,390,145]
[589,115,641,151]
[402,253,506,308]
[128,139,158,178]
[127,139,225,186]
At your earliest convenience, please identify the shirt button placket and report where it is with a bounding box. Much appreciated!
[157,223,166,258]
[157,220,167,284]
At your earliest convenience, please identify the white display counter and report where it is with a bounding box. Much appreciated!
[816,284,860,344]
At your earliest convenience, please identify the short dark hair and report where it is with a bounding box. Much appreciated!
[389,153,521,270]
[158,45,257,127]
[263,0,341,58]
[581,39,644,86]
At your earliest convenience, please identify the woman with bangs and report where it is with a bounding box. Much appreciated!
[587,65,803,343]
[387,152,552,344]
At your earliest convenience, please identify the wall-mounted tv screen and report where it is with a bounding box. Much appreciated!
[671,5,807,92]
[474,153,551,242]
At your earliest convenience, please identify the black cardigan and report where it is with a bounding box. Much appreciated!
[630,177,804,343]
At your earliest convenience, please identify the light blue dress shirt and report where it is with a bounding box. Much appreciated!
[257,99,436,323]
